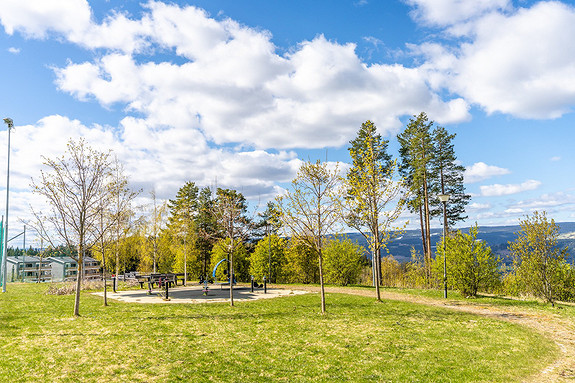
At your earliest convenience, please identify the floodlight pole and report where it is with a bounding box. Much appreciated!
[2,118,13,293]
[438,194,450,299]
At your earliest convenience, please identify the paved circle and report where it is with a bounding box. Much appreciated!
[93,284,309,304]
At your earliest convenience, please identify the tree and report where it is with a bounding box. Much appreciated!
[31,139,114,316]
[397,113,435,281]
[210,238,250,283]
[144,191,168,273]
[168,182,200,283]
[509,211,572,306]
[322,236,364,286]
[254,201,283,282]
[110,157,139,283]
[277,160,340,313]
[343,120,408,300]
[249,234,287,282]
[398,113,469,282]
[434,224,500,297]
[430,126,470,230]
[283,238,319,284]
[211,188,252,306]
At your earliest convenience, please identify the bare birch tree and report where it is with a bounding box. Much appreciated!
[211,188,252,307]
[276,160,340,314]
[31,139,114,317]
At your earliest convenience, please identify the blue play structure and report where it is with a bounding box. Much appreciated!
[212,258,236,284]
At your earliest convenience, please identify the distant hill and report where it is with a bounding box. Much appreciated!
[344,222,575,265]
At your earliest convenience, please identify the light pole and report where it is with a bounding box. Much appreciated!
[1,117,13,293]
[438,194,450,299]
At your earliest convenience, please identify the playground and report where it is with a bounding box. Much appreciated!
[94,284,307,304]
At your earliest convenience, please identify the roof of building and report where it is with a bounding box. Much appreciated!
[6,256,49,264]
[47,256,99,265]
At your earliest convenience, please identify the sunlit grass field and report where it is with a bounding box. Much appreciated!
[0,283,557,382]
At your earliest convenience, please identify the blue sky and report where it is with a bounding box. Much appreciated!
[0,0,574,242]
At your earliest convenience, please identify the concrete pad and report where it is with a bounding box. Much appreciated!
[92,284,309,304]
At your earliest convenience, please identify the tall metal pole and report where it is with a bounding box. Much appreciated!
[22,224,26,282]
[437,194,450,299]
[183,235,187,286]
[2,118,13,293]
[442,200,447,299]
[267,223,271,283]
[0,216,3,287]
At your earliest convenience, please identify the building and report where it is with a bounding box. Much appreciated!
[6,256,52,282]
[48,256,101,282]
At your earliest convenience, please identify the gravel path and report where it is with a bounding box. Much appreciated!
[289,285,575,383]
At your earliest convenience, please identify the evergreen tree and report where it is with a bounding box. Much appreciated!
[398,113,470,282]
[431,127,470,230]
[397,112,435,281]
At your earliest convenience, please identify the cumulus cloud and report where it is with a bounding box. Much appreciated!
[412,1,575,119]
[405,0,510,28]
[464,162,510,183]
[0,0,91,40]
[46,2,470,150]
[480,180,541,197]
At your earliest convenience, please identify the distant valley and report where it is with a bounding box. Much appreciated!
[345,222,575,265]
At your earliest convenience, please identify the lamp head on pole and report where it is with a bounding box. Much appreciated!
[3,118,13,129]
[437,194,451,203]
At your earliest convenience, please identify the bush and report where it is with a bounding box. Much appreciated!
[509,211,573,305]
[249,234,287,283]
[322,236,364,286]
[433,224,501,297]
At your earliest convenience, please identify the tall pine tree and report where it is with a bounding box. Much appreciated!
[397,113,435,281]
[397,113,470,282]
[430,126,470,231]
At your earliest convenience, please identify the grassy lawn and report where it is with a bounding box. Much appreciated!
[0,283,557,382]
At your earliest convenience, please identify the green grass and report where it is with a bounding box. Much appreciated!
[0,284,557,382]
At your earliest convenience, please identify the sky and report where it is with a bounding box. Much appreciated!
[0,0,574,243]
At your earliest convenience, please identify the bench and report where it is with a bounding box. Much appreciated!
[137,274,177,289]
[173,273,186,286]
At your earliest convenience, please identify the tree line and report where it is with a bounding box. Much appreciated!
[30,112,571,315]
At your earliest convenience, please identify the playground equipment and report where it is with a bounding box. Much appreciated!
[250,275,267,294]
[212,258,236,285]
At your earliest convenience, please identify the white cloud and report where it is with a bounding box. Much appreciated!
[512,192,575,210]
[464,162,510,183]
[0,0,91,40]
[469,202,491,210]
[550,156,561,162]
[405,0,510,27]
[453,2,575,118]
[415,2,575,119]
[46,3,470,150]
[504,208,524,214]
[7,47,19,54]
[480,180,541,197]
